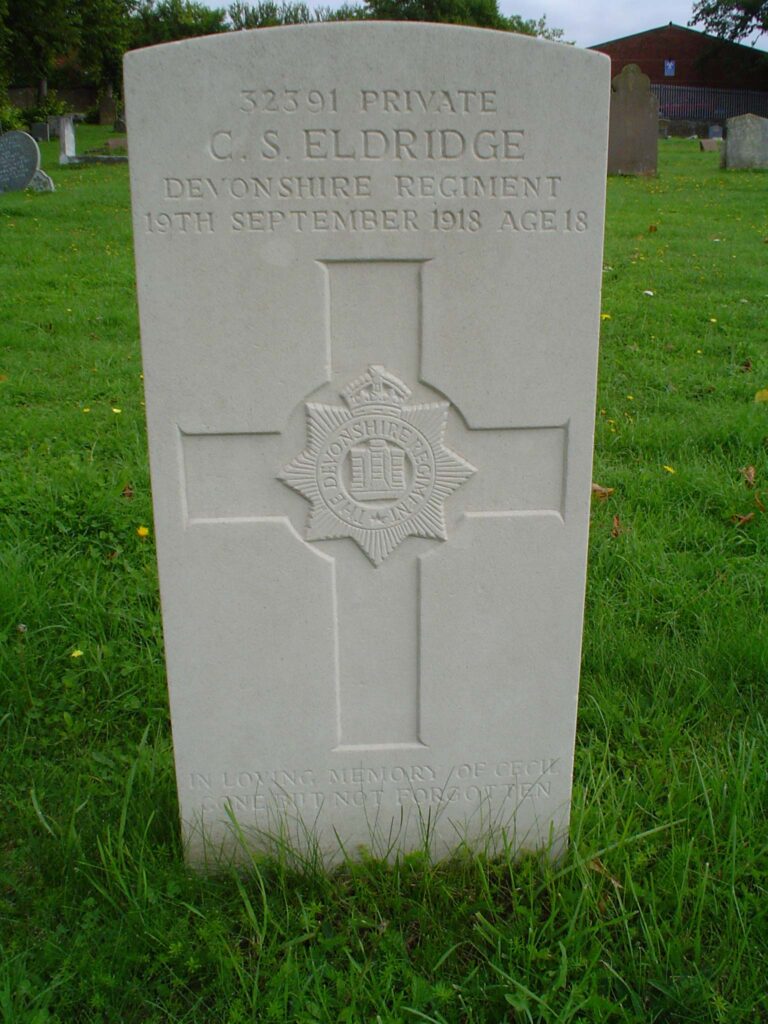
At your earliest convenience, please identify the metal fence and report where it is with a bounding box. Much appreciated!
[652,84,768,121]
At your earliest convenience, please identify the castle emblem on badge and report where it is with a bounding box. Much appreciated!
[279,366,476,565]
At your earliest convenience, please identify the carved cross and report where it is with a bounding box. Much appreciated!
[181,260,567,750]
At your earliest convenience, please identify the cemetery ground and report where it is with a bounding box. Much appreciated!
[1,126,766,1023]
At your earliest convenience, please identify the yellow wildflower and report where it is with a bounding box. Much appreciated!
[70,649,84,658]
[136,525,150,538]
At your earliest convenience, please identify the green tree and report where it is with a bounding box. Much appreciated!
[129,0,229,48]
[75,0,132,94]
[690,0,767,40]
[0,0,10,90]
[230,0,565,35]
[5,0,80,101]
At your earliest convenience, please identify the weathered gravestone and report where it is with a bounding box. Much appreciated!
[30,121,50,142]
[699,139,721,152]
[124,25,610,866]
[607,64,658,176]
[99,88,117,126]
[59,115,77,165]
[722,113,768,170]
[29,168,55,192]
[0,130,40,192]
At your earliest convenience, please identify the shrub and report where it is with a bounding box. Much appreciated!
[19,91,71,129]
[0,101,25,132]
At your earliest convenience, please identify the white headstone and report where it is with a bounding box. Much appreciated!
[58,115,77,165]
[0,131,40,192]
[125,24,610,867]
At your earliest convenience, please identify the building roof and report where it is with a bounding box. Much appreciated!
[590,22,765,56]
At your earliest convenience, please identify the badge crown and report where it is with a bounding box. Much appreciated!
[341,365,412,412]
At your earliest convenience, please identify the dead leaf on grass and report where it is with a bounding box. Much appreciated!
[739,359,752,373]
[731,512,755,526]
[592,483,615,501]
[740,466,756,488]
[611,514,623,538]
[588,857,623,890]
[648,224,658,233]
[121,484,134,500]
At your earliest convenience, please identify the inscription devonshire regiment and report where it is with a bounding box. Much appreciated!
[141,82,589,239]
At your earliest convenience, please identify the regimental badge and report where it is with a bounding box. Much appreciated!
[279,366,476,566]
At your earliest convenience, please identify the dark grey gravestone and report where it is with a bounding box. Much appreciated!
[0,131,40,192]
[708,125,723,139]
[608,64,658,176]
[30,121,50,142]
[723,113,768,170]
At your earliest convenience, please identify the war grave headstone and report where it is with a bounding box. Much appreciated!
[0,130,40,192]
[722,113,768,169]
[125,24,610,866]
[607,64,658,176]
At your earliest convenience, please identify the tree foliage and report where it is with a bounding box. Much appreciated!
[129,0,229,48]
[76,0,133,92]
[0,0,9,89]
[690,0,768,41]
[5,0,80,96]
[229,0,566,35]
[0,0,565,102]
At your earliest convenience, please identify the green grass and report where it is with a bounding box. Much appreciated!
[1,132,767,1023]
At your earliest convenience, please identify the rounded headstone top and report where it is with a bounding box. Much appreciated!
[0,130,41,192]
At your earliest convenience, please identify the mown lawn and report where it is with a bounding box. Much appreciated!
[1,129,767,1023]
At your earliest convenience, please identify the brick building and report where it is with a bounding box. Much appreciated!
[590,23,768,90]
[591,23,768,123]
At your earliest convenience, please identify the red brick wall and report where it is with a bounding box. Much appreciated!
[592,25,768,91]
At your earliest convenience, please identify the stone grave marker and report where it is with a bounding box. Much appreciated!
[607,64,658,176]
[723,113,768,170]
[0,130,40,192]
[99,89,117,126]
[59,115,77,165]
[124,25,610,866]
[699,139,721,152]
[707,125,723,140]
[30,168,55,192]
[30,121,50,142]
